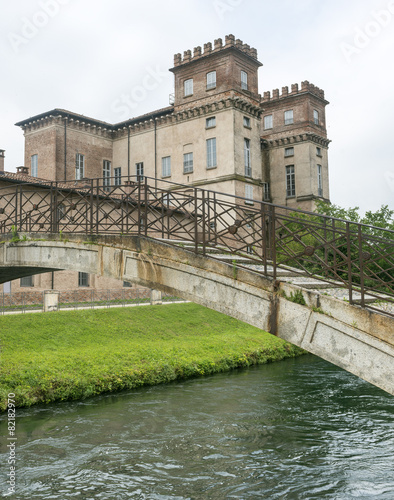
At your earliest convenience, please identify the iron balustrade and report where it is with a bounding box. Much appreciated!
[0,175,393,316]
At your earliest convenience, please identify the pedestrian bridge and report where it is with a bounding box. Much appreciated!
[0,232,393,396]
[0,176,393,395]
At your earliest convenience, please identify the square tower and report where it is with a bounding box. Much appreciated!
[170,34,262,110]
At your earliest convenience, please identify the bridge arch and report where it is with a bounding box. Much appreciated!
[1,233,393,396]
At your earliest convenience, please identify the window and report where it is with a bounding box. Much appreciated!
[244,138,251,177]
[75,153,85,180]
[284,110,294,125]
[20,276,33,287]
[207,71,216,89]
[245,184,254,204]
[316,147,322,157]
[264,115,273,130]
[286,165,296,198]
[243,116,251,128]
[206,138,217,169]
[162,156,171,177]
[136,162,144,181]
[114,167,121,186]
[184,79,193,96]
[314,109,319,125]
[31,154,38,177]
[206,116,216,128]
[317,164,323,197]
[263,182,270,201]
[241,71,248,90]
[284,147,294,157]
[78,272,89,287]
[123,281,132,287]
[103,160,111,190]
[183,152,193,173]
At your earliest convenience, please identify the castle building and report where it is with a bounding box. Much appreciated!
[1,34,331,295]
[14,34,330,210]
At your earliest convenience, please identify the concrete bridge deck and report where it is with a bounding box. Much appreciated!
[0,233,393,396]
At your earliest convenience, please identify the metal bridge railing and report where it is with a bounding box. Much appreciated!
[0,175,393,316]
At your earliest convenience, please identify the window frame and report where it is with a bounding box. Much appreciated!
[20,276,34,287]
[206,116,216,128]
[184,78,193,97]
[114,167,121,186]
[286,165,296,198]
[244,138,251,177]
[161,156,171,178]
[78,272,90,287]
[263,182,270,202]
[206,138,217,169]
[75,153,85,180]
[136,162,144,181]
[206,71,216,90]
[317,164,323,197]
[284,147,294,157]
[241,70,248,90]
[183,152,193,174]
[245,184,254,205]
[264,115,273,130]
[103,160,111,190]
[31,154,38,177]
[284,110,294,125]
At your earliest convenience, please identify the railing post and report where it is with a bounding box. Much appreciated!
[271,205,277,280]
[144,176,148,237]
[89,179,94,234]
[201,189,206,256]
[49,182,53,233]
[358,224,365,308]
[213,192,217,245]
[332,219,337,280]
[261,203,268,276]
[323,218,328,278]
[346,222,353,305]
[95,178,100,234]
[194,188,198,254]
[14,186,18,229]
[137,177,141,236]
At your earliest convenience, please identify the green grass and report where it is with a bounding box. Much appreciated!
[0,304,304,411]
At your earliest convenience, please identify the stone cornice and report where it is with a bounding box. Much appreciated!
[166,173,265,192]
[262,133,331,149]
[114,97,263,138]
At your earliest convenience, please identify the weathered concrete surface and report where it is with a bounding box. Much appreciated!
[0,233,393,396]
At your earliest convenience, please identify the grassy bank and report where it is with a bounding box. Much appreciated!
[0,303,304,411]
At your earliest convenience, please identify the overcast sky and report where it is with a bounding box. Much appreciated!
[1,0,393,214]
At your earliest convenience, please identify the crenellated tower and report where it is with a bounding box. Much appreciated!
[170,34,262,110]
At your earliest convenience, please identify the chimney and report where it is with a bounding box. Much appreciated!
[17,166,29,175]
[0,150,4,172]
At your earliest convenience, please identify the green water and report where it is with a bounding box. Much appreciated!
[1,355,394,499]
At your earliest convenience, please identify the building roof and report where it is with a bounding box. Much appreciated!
[15,106,175,131]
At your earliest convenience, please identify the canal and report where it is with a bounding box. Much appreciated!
[1,354,394,499]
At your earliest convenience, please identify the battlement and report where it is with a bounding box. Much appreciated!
[262,81,325,102]
[173,34,259,67]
